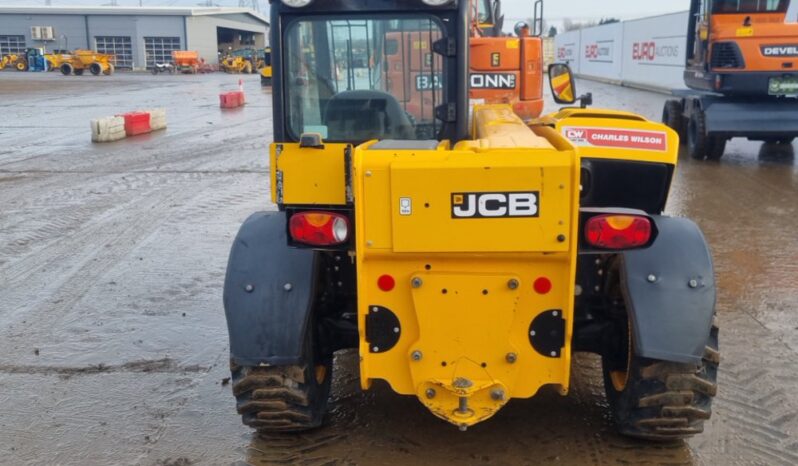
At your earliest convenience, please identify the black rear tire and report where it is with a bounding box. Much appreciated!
[89,62,102,76]
[707,137,727,160]
[602,320,719,441]
[662,100,685,142]
[764,137,795,145]
[687,109,709,160]
[230,324,332,433]
[60,63,73,76]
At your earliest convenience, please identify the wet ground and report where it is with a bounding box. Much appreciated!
[0,72,796,466]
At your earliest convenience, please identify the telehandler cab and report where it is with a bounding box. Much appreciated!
[224,0,719,439]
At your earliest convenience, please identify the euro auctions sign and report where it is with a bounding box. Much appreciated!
[562,126,668,151]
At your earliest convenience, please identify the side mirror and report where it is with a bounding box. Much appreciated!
[548,63,593,108]
[548,63,577,104]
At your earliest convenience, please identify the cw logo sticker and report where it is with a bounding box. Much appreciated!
[451,192,539,219]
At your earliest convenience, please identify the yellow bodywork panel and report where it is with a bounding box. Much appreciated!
[270,142,351,206]
[549,108,679,165]
[272,103,676,429]
[353,106,581,428]
[471,105,554,149]
[271,105,679,427]
[387,152,572,253]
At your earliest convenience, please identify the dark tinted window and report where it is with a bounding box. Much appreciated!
[713,0,788,13]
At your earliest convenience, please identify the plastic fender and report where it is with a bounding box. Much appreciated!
[223,211,318,367]
[619,216,715,364]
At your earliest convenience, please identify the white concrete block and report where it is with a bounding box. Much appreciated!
[91,116,127,143]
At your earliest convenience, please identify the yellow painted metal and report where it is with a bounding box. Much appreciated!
[352,111,581,427]
[271,100,674,428]
[471,105,554,149]
[270,142,351,206]
[388,152,572,253]
[549,108,679,165]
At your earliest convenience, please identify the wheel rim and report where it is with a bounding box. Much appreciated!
[610,318,632,392]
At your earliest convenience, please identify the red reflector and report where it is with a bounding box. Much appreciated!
[585,214,652,249]
[377,274,395,292]
[534,277,552,294]
[288,211,349,246]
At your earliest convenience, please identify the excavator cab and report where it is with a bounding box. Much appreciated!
[685,0,798,95]
[223,0,719,439]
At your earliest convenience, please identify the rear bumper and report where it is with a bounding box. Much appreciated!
[687,69,798,96]
[702,97,798,138]
[717,71,798,96]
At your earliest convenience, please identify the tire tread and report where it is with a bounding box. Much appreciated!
[231,361,327,433]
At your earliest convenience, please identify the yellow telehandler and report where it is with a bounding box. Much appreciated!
[57,50,115,76]
[222,0,719,440]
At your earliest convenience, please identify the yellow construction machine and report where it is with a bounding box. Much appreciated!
[260,47,272,86]
[222,0,719,440]
[56,50,115,76]
[0,54,27,71]
[221,55,254,74]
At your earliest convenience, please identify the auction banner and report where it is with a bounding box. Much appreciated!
[580,22,623,82]
[621,11,689,91]
[554,30,581,74]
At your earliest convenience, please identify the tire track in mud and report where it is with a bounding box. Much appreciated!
[711,313,798,466]
[0,173,229,337]
[671,163,798,466]
[0,358,208,377]
[0,169,255,273]
[0,173,196,280]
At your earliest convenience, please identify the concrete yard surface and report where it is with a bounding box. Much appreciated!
[1,72,797,465]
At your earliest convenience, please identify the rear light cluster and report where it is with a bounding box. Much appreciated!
[289,211,349,246]
[585,214,652,249]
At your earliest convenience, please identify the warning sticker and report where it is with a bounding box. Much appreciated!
[562,126,668,152]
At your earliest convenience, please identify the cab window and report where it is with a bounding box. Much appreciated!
[284,16,445,143]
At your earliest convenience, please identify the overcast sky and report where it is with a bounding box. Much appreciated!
[504,0,689,22]
[0,0,691,24]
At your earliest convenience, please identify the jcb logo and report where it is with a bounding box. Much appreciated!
[451,192,539,219]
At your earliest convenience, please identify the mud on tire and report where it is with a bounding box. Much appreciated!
[602,321,719,441]
[230,319,333,435]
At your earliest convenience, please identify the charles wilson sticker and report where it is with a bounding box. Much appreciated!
[562,126,668,151]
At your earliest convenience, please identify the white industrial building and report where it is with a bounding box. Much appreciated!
[0,6,269,70]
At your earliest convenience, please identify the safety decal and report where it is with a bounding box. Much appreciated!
[399,197,412,216]
[562,126,668,151]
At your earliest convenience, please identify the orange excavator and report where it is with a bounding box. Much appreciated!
[663,0,798,159]
[384,0,545,125]
[469,0,545,120]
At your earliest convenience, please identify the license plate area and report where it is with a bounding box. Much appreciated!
[769,76,798,95]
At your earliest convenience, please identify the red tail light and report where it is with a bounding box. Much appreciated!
[585,214,652,249]
[289,211,349,246]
